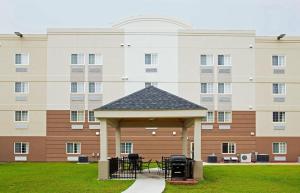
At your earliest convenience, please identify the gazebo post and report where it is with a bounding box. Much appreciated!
[193,118,203,180]
[98,118,109,180]
[115,126,121,157]
[182,127,188,157]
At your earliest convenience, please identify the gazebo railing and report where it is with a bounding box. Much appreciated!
[109,157,138,179]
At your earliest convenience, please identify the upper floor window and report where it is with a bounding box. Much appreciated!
[200,55,213,66]
[201,83,214,94]
[71,82,84,93]
[145,53,158,65]
[218,111,232,123]
[218,55,231,66]
[70,110,84,122]
[218,83,231,94]
[15,53,29,65]
[15,111,28,122]
[121,142,133,154]
[145,82,158,88]
[273,83,286,95]
[66,142,81,154]
[88,111,96,122]
[88,54,102,65]
[203,111,214,123]
[88,82,101,93]
[71,53,84,65]
[273,112,285,123]
[222,142,236,154]
[15,82,29,93]
[272,142,287,154]
[14,142,29,154]
[272,55,285,67]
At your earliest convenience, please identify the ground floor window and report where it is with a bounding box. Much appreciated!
[272,142,287,154]
[14,142,29,154]
[121,142,133,154]
[222,142,236,154]
[66,142,81,154]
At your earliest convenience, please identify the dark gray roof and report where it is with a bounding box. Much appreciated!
[95,86,207,111]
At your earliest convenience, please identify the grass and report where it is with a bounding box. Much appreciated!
[0,162,133,193]
[164,165,300,193]
[1,163,300,193]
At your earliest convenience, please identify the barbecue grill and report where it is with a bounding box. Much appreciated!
[170,155,187,180]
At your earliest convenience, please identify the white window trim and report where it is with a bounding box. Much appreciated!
[70,53,85,65]
[272,83,286,95]
[221,142,236,154]
[14,111,29,123]
[203,111,214,123]
[14,142,29,154]
[70,82,85,94]
[217,111,232,123]
[65,142,81,155]
[218,83,232,94]
[218,54,232,66]
[70,110,85,123]
[88,53,103,65]
[121,142,133,155]
[88,111,98,123]
[272,112,286,124]
[272,142,287,155]
[14,82,29,94]
[200,83,214,94]
[88,82,102,94]
[15,53,30,65]
[200,54,214,66]
[144,53,158,66]
[272,55,286,68]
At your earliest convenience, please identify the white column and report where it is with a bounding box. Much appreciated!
[182,127,188,157]
[193,118,202,161]
[100,119,108,161]
[115,127,121,157]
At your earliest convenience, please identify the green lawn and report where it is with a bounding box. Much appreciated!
[0,162,132,193]
[1,163,300,193]
[164,165,300,193]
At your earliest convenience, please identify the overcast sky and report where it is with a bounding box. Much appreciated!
[1,0,300,35]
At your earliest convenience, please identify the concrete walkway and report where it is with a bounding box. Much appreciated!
[122,168,165,193]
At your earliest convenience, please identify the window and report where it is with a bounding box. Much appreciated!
[272,142,287,154]
[218,83,231,94]
[273,83,286,95]
[15,111,28,122]
[15,53,29,65]
[272,55,285,67]
[70,111,84,122]
[15,82,29,93]
[71,82,84,93]
[121,142,133,154]
[88,54,102,65]
[201,83,214,94]
[200,55,213,66]
[222,142,236,154]
[218,112,232,123]
[218,55,231,66]
[145,53,158,65]
[145,82,158,88]
[66,142,81,154]
[88,82,101,93]
[14,142,29,154]
[203,111,214,123]
[71,54,84,65]
[273,112,285,123]
[88,111,96,122]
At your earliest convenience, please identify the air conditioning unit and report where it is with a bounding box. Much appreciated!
[240,153,252,163]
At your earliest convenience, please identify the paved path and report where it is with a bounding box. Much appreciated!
[122,168,165,193]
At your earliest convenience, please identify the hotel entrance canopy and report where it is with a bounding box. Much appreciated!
[94,86,207,180]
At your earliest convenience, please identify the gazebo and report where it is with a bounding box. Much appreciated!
[94,86,207,180]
